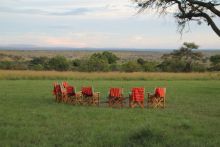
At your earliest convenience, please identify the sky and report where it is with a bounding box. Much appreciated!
[0,0,219,49]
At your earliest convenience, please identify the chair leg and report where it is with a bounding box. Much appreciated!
[159,98,165,108]
[139,101,144,108]
[163,98,165,108]
[131,101,137,108]
[108,100,111,107]
[58,94,62,103]
[108,98,113,107]
[98,96,100,106]
[97,93,100,106]
[129,100,133,108]
[147,100,153,108]
[129,98,131,108]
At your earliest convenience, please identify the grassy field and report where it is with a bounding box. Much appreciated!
[0,79,219,146]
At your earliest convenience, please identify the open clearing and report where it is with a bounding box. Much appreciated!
[0,79,219,146]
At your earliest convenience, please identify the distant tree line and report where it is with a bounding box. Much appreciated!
[0,43,220,72]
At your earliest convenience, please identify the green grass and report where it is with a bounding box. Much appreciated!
[0,80,220,147]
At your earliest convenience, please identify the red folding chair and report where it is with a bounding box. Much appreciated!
[57,81,70,103]
[63,85,82,105]
[53,83,63,102]
[147,87,166,108]
[108,88,125,108]
[129,87,145,108]
[81,86,100,106]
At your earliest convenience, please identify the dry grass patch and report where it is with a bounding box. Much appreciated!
[0,70,220,80]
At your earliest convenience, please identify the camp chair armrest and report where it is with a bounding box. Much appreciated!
[76,91,82,94]
[94,92,100,96]
[147,92,154,97]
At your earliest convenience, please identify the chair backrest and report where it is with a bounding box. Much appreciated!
[81,86,93,96]
[131,87,145,101]
[62,81,69,88]
[53,82,58,95]
[66,86,76,96]
[54,84,62,95]
[154,87,166,98]
[109,88,123,98]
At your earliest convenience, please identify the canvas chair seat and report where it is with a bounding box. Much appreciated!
[66,86,76,96]
[131,88,144,102]
[109,88,121,98]
[155,88,165,98]
[82,87,93,97]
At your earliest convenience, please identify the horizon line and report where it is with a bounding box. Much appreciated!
[0,45,220,51]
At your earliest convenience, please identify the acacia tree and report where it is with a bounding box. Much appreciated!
[135,0,220,36]
[160,42,205,72]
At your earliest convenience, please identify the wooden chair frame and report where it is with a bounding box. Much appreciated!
[62,86,83,105]
[68,91,83,105]
[81,87,100,106]
[147,88,166,108]
[108,88,125,108]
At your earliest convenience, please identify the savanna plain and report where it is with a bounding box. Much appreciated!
[0,71,220,147]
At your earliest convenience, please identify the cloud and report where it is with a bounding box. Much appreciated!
[48,7,94,16]
[0,33,87,47]
[0,6,91,16]
[0,0,136,19]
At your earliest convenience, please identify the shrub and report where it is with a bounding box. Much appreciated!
[29,57,49,70]
[87,57,109,72]
[0,61,28,70]
[142,61,158,72]
[209,55,220,71]
[122,61,141,72]
[102,51,119,64]
[48,56,69,71]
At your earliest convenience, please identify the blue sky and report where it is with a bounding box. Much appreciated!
[0,0,219,49]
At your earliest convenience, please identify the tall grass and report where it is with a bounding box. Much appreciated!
[0,70,220,80]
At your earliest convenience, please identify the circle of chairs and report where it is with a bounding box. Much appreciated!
[53,81,166,108]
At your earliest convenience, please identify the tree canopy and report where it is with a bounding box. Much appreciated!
[135,0,220,36]
[160,42,205,72]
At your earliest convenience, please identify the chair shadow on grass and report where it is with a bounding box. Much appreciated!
[123,129,166,147]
